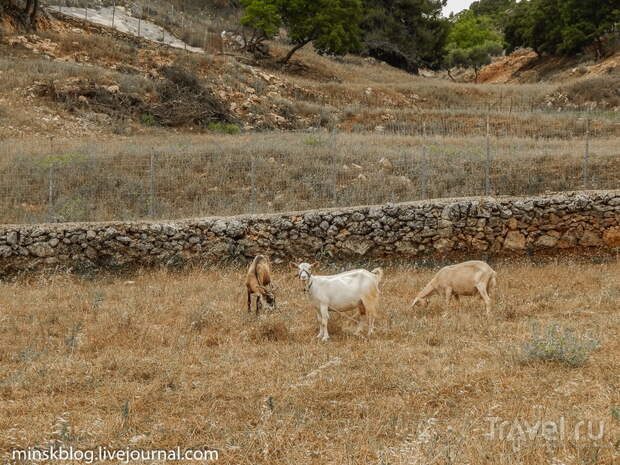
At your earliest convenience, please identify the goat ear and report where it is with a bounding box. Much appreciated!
[310,261,318,268]
[289,262,298,269]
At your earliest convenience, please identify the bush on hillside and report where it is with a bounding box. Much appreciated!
[36,66,234,128]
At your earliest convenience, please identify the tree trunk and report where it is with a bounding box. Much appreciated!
[22,0,40,30]
[29,0,39,25]
[594,38,604,60]
[279,39,311,64]
[447,68,456,82]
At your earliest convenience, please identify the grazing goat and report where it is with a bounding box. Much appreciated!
[246,255,275,315]
[412,260,497,314]
[294,262,383,342]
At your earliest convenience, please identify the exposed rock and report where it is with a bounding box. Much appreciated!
[28,242,54,257]
[342,237,374,256]
[536,235,558,248]
[504,231,526,250]
[7,231,19,245]
[226,220,246,239]
[507,218,518,230]
[603,227,620,247]
[580,230,603,247]
[471,238,489,250]
[434,238,454,251]
[211,220,228,235]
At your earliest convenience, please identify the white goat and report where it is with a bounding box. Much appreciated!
[294,263,383,342]
[411,260,497,314]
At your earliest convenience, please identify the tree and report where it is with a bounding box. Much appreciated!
[239,0,363,64]
[526,0,564,55]
[360,0,450,74]
[503,0,535,53]
[239,0,281,52]
[468,0,516,29]
[504,0,619,57]
[558,0,620,58]
[279,0,363,63]
[443,11,504,80]
[469,0,516,17]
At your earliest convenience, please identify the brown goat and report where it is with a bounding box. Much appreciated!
[246,255,275,315]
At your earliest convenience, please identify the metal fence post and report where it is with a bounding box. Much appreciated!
[47,164,54,222]
[180,4,188,52]
[331,128,338,205]
[149,152,156,218]
[421,122,428,199]
[583,113,590,189]
[250,156,256,213]
[137,3,142,38]
[112,0,116,28]
[485,112,491,196]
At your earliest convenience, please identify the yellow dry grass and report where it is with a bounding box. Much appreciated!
[0,258,618,464]
[2,130,619,224]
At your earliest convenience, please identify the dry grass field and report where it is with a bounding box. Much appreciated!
[0,258,618,464]
[2,130,619,224]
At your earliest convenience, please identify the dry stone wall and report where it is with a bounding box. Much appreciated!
[1,191,619,274]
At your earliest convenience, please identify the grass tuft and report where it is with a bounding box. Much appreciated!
[251,318,292,342]
[522,322,601,367]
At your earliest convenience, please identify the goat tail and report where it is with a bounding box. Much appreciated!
[371,267,384,283]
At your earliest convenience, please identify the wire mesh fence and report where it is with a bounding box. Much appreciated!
[1,113,618,225]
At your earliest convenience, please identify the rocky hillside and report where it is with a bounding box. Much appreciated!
[0,5,618,139]
[478,48,620,84]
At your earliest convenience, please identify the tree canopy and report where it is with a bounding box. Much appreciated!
[468,0,516,28]
[504,0,619,57]
[239,0,363,63]
[239,0,281,52]
[359,0,450,73]
[443,11,503,80]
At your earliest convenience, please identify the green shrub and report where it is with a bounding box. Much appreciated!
[522,323,600,367]
[140,113,157,127]
[37,152,87,170]
[207,122,241,134]
[303,134,322,146]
